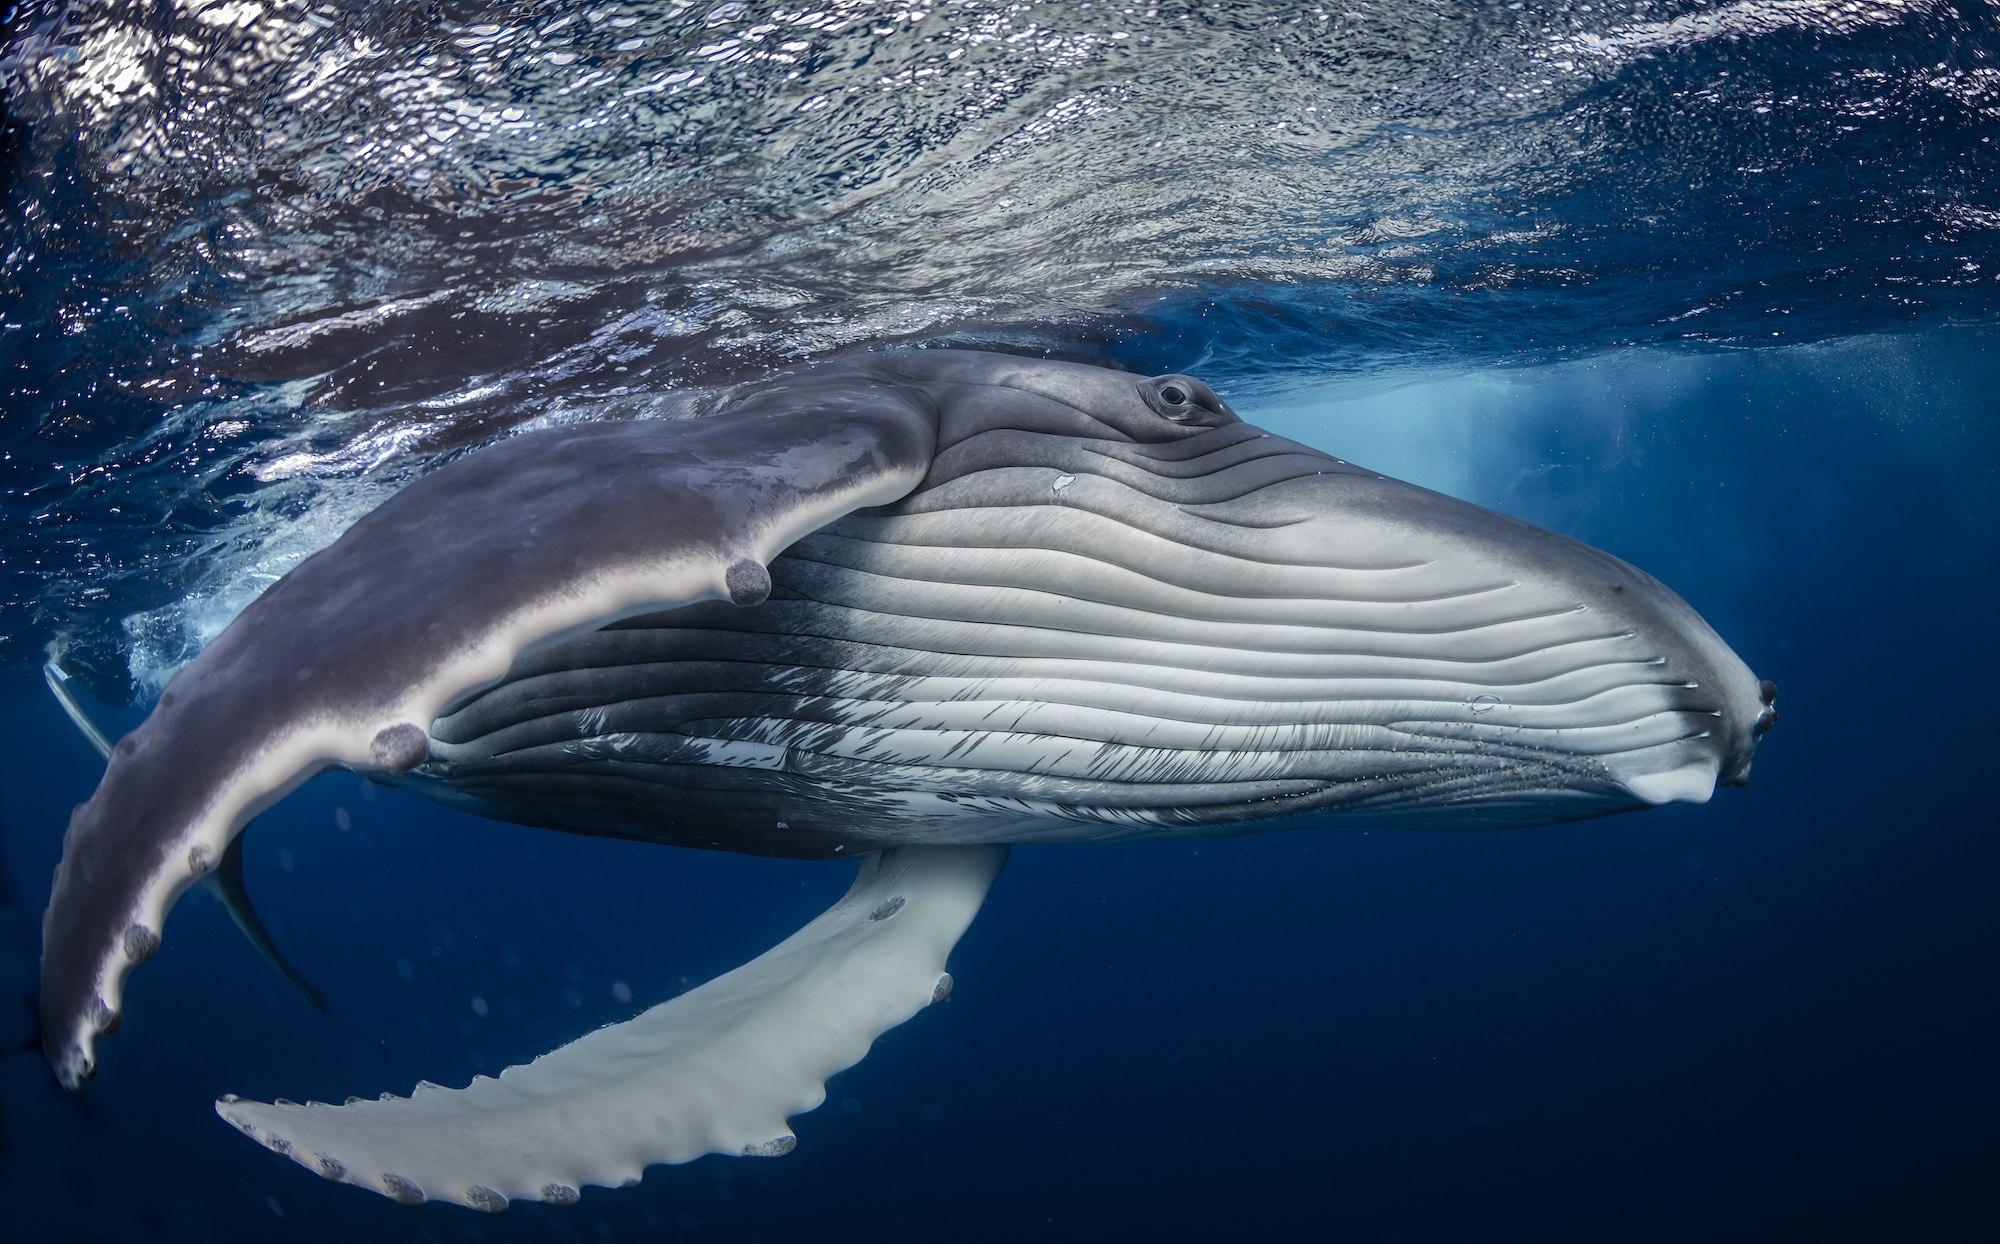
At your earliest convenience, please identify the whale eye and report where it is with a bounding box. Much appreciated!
[1139,374,1235,425]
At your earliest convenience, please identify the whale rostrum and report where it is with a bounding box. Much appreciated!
[40,349,1775,1209]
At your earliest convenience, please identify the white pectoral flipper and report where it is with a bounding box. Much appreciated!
[217,844,1007,1211]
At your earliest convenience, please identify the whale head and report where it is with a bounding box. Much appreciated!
[410,349,1779,845]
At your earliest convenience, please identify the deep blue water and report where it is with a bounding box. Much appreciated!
[2,1,1998,1241]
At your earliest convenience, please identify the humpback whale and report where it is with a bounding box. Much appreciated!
[40,349,1777,1211]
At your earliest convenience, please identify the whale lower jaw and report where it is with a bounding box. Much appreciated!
[409,422,1756,852]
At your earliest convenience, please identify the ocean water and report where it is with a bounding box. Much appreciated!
[1,0,1996,1240]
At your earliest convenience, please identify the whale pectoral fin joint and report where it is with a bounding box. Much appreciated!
[215,844,1007,1208]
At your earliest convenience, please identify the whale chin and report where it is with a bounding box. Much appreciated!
[1619,763,1720,807]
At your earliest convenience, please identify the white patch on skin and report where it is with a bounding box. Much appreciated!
[1618,760,1720,806]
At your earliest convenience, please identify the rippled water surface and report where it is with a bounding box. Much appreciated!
[5,0,1998,685]
[0,1,1995,1240]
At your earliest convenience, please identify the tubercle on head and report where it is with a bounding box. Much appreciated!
[1722,678,1779,788]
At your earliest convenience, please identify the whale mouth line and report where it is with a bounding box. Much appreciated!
[789,539,1521,606]
[834,521,1440,578]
